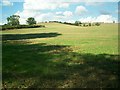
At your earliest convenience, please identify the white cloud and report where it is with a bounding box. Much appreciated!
[56,11,73,17]
[15,10,73,24]
[53,11,73,21]
[23,0,69,10]
[96,15,116,23]
[59,2,69,8]
[0,22,3,25]
[14,0,71,24]
[56,11,63,15]
[79,15,117,23]
[63,11,73,17]
[0,21,6,25]
[75,6,87,15]
[15,5,73,24]
[24,0,56,10]
[85,2,103,6]
[35,13,54,22]
[15,10,37,24]
[2,0,13,6]
[72,0,119,2]
[15,10,55,24]
[66,20,75,23]
[80,17,95,23]
[5,0,119,3]
[14,0,118,24]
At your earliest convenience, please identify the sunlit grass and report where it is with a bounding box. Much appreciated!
[2,23,119,88]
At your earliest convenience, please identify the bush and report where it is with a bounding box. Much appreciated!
[95,23,100,26]
[83,24,85,27]
[63,22,79,26]
[89,23,91,26]
[75,21,82,26]
[1,24,45,30]
[26,17,36,25]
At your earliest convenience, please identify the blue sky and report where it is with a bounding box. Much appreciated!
[0,0,119,24]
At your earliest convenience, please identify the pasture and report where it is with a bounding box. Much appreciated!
[2,23,119,88]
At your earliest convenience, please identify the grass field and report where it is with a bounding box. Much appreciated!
[2,23,119,88]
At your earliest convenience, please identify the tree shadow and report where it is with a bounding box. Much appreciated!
[2,41,120,88]
[2,32,62,40]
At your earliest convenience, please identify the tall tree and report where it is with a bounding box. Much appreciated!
[26,17,36,25]
[75,21,82,26]
[7,15,20,26]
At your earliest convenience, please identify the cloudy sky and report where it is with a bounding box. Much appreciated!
[0,0,119,25]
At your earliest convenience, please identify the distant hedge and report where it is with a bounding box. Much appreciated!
[1,24,45,30]
[63,22,76,26]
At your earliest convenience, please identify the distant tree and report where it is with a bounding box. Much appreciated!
[113,21,115,23]
[59,21,62,23]
[89,23,91,26]
[83,24,86,27]
[4,24,8,26]
[95,22,100,26]
[26,17,36,25]
[64,22,67,24]
[7,15,20,26]
[79,21,82,24]
[75,21,82,26]
[75,21,79,26]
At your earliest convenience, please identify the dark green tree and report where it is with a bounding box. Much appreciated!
[75,21,82,26]
[89,23,91,26]
[7,15,20,26]
[26,17,36,25]
[83,24,86,27]
[113,21,115,23]
[95,22,100,26]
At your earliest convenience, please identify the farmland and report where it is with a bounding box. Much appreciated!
[2,23,119,88]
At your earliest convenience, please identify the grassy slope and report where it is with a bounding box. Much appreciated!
[2,23,119,88]
[2,23,118,54]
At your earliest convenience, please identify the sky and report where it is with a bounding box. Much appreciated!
[0,0,120,25]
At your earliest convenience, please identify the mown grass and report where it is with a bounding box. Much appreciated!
[2,23,119,88]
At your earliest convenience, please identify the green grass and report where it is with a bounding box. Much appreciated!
[2,23,119,88]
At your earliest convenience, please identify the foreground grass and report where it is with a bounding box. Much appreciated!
[2,23,119,88]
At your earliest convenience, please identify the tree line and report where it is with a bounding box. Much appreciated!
[7,15,36,26]
[47,20,101,26]
[1,15,45,30]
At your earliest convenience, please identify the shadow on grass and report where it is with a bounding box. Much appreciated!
[2,32,62,40]
[2,41,120,88]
